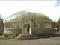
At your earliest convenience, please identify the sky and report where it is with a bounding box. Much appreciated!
[0,0,60,22]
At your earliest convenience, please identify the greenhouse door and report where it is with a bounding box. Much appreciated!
[27,24,30,34]
[27,24,31,34]
[22,24,31,34]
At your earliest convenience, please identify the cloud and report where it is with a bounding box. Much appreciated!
[0,1,59,22]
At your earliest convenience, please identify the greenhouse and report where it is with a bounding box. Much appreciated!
[4,11,54,37]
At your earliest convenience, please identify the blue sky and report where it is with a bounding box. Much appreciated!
[0,1,60,22]
[55,0,60,6]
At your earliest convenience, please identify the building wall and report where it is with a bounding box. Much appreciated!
[4,20,52,34]
[4,22,22,34]
[0,19,4,34]
[4,28,22,34]
[58,27,60,34]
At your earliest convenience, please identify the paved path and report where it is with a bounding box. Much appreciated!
[0,37,60,45]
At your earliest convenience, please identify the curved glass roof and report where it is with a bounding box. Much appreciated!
[6,10,52,23]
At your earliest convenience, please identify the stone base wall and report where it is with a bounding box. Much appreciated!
[31,28,55,35]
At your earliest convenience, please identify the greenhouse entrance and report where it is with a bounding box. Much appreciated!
[22,24,31,34]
